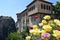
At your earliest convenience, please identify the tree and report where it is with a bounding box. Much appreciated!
[55,2,60,14]
[0,16,16,40]
[54,2,60,19]
[55,2,60,11]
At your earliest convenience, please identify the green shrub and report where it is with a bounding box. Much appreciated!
[7,31,24,40]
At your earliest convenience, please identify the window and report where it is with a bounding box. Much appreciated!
[48,6,50,10]
[41,4,44,9]
[28,5,35,11]
[46,6,51,10]
[26,18,29,24]
[44,4,45,9]
[41,4,46,9]
[18,19,20,21]
[23,19,25,24]
[41,4,51,10]
[31,16,35,22]
[26,13,28,16]
[46,5,48,10]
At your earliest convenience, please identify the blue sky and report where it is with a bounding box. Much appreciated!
[0,0,60,22]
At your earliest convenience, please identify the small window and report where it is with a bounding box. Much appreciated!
[31,16,35,22]
[33,5,35,9]
[28,5,35,11]
[23,19,25,24]
[26,13,28,16]
[45,5,47,10]
[46,5,48,10]
[41,4,51,10]
[45,5,47,9]
[48,6,50,10]
[26,18,29,24]
[46,5,51,10]
[18,19,20,21]
[41,4,43,9]
[44,4,45,9]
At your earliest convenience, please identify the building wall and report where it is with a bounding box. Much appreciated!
[28,1,53,16]
[16,0,53,31]
[38,1,53,14]
[28,1,39,16]
[16,9,28,31]
[28,13,46,26]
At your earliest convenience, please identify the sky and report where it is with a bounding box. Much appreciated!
[0,0,60,22]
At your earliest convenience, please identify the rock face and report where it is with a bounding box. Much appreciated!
[0,16,16,40]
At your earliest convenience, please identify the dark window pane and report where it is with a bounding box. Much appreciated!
[45,5,47,10]
[26,13,28,15]
[28,5,35,11]
[46,5,48,10]
[44,4,45,9]
[49,6,50,10]
[41,4,43,9]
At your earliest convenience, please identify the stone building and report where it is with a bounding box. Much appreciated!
[16,0,54,31]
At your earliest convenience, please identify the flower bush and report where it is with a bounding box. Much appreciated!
[26,15,60,40]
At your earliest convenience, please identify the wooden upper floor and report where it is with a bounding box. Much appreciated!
[27,0,53,15]
[16,0,54,21]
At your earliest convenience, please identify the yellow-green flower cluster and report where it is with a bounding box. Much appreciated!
[30,29,41,35]
[54,19,60,26]
[43,25,52,32]
[53,30,60,38]
[43,15,51,20]
[26,36,31,40]
[26,15,60,40]
[29,25,41,35]
[48,20,55,26]
[33,25,38,29]
[42,20,47,24]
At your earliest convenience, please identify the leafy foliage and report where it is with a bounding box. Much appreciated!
[55,2,60,11]
[7,31,24,40]
[7,26,30,40]
[0,16,16,40]
[20,26,30,39]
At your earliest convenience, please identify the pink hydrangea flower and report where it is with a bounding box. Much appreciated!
[37,38,42,40]
[41,33,50,39]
